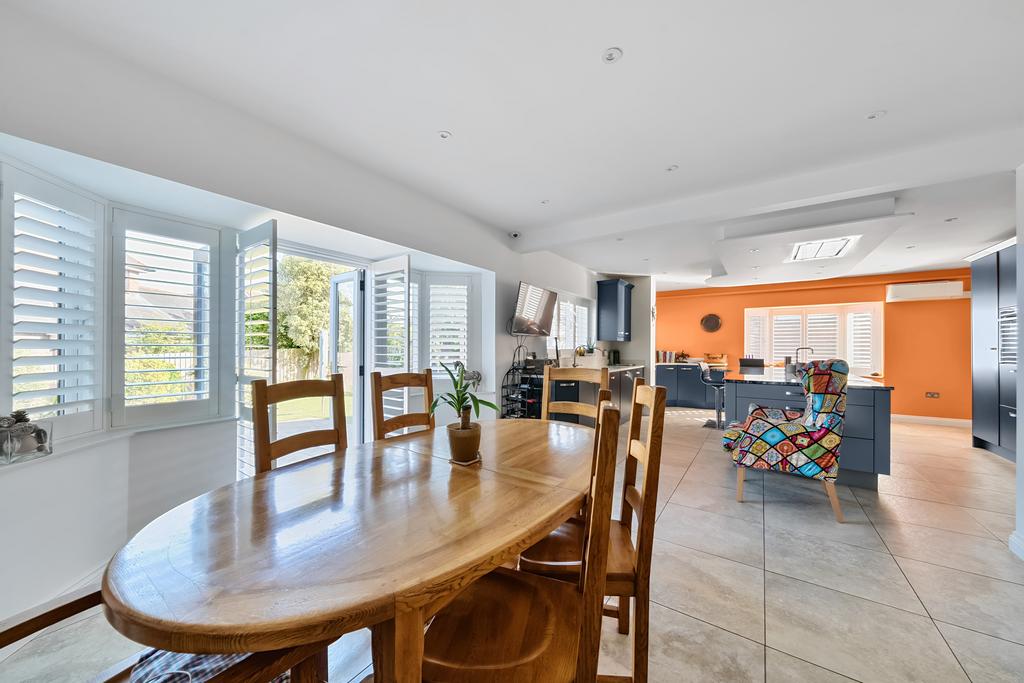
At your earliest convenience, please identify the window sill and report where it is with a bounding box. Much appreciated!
[0,415,238,474]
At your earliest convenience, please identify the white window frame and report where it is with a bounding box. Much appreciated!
[0,162,107,439]
[111,207,222,427]
[744,302,884,376]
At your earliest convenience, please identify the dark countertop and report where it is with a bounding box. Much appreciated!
[724,367,893,390]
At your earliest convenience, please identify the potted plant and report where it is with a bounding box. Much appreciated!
[430,362,498,465]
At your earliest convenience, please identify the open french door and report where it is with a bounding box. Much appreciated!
[329,270,365,444]
[369,255,412,434]
[235,219,277,478]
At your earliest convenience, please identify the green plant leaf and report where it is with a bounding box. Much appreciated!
[476,399,499,412]
[470,393,480,417]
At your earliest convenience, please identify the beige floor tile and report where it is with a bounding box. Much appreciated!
[765,648,856,682]
[669,479,764,523]
[967,508,1018,543]
[650,539,765,642]
[926,481,1017,516]
[764,527,925,614]
[599,601,764,683]
[936,621,1024,683]
[655,502,764,567]
[876,522,1024,585]
[854,489,996,538]
[0,610,141,683]
[763,489,885,552]
[683,454,764,491]
[922,466,1017,493]
[898,557,1024,645]
[765,573,968,682]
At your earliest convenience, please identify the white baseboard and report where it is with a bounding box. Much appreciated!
[891,414,972,428]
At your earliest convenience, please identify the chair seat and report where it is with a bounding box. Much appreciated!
[422,567,582,683]
[518,517,636,588]
[130,649,290,683]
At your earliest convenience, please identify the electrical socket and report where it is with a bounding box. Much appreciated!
[925,391,940,399]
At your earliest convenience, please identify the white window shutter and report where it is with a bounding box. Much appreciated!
[10,186,101,435]
[847,310,875,373]
[122,229,212,406]
[574,304,589,348]
[806,312,840,360]
[744,310,767,359]
[428,281,469,372]
[770,314,802,364]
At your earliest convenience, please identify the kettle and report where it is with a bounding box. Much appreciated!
[608,349,621,366]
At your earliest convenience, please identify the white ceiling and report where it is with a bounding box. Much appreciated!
[4,1,1021,288]
[0,132,485,273]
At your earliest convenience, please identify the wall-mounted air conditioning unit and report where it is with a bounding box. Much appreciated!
[885,280,969,303]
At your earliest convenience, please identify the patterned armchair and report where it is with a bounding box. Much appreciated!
[722,359,849,522]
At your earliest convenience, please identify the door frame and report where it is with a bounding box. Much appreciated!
[329,269,365,444]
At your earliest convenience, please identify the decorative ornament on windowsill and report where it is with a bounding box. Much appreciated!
[0,410,53,465]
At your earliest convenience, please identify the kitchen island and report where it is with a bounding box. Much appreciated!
[723,368,893,490]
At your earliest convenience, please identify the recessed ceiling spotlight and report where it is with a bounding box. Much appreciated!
[906,245,916,249]
[438,130,453,139]
[866,110,887,120]
[753,277,761,281]
[602,47,623,63]
[540,199,550,205]
[641,258,649,262]
[749,248,759,253]
[751,266,760,270]
[666,164,679,172]
[615,237,624,242]
[944,217,959,223]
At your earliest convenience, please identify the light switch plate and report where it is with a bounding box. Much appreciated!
[925,391,940,399]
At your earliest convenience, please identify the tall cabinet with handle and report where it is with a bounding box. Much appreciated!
[971,243,1016,461]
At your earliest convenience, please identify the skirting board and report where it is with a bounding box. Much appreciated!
[892,414,971,428]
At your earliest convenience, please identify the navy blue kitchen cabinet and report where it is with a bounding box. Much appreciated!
[972,244,1016,461]
[597,279,634,342]
[656,363,723,409]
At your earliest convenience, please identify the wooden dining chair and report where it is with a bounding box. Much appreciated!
[519,377,668,683]
[370,369,435,440]
[541,365,610,423]
[252,373,348,473]
[418,402,621,683]
[0,585,328,682]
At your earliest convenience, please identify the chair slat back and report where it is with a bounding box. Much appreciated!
[252,375,347,474]
[619,378,668,586]
[541,366,609,422]
[575,401,620,683]
[370,370,435,440]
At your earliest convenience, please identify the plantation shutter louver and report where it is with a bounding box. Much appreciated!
[558,300,574,348]
[428,281,469,371]
[409,280,420,372]
[122,230,211,406]
[805,312,840,360]
[10,176,102,436]
[744,311,766,359]
[770,314,802,365]
[235,219,276,478]
[847,311,875,373]
[575,304,589,347]
[371,255,410,423]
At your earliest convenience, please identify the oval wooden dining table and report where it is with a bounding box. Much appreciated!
[102,419,596,682]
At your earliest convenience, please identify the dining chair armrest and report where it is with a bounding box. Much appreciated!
[0,586,101,648]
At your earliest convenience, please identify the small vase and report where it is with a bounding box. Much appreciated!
[447,422,481,465]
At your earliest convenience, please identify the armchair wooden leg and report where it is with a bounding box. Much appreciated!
[736,467,745,502]
[823,480,844,523]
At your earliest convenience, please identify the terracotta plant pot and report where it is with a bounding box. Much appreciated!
[447,422,481,465]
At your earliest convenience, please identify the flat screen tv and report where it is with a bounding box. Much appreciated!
[512,281,557,336]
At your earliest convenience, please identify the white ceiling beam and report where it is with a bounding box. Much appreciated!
[515,125,1024,253]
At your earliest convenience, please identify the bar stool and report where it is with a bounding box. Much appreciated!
[699,361,726,429]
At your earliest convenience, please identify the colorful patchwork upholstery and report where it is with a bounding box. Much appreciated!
[722,359,849,481]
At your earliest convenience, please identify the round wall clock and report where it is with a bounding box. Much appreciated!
[700,313,722,333]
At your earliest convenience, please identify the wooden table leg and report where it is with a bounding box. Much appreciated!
[372,607,423,683]
[291,647,329,682]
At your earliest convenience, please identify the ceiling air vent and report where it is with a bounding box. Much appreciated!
[885,281,968,303]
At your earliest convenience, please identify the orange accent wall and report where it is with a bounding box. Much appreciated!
[655,269,972,419]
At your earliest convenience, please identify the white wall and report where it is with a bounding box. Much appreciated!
[0,420,235,619]
[1013,164,1024,561]
[0,7,598,614]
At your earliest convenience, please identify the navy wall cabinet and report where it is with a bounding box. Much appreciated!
[597,279,634,342]
[972,244,1016,461]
